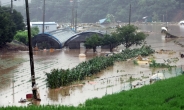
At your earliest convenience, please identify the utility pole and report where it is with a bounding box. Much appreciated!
[74,0,78,33]
[70,0,74,30]
[11,0,13,13]
[25,0,38,100]
[70,0,73,27]
[72,1,74,30]
[42,0,45,34]
[166,11,167,23]
[129,4,131,25]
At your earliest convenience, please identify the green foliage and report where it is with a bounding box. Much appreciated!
[11,8,25,31]
[14,31,28,45]
[46,45,154,89]
[105,14,115,23]
[133,60,138,65]
[0,8,16,47]
[111,45,155,62]
[114,25,147,48]
[101,34,120,52]
[84,25,147,52]
[139,45,155,56]
[84,34,102,52]
[31,27,39,36]
[149,59,174,68]
[14,27,39,45]
[0,7,25,47]
[84,75,184,109]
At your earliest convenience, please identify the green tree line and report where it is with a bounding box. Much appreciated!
[0,7,25,47]
[84,25,147,52]
[0,6,39,47]
[14,0,184,23]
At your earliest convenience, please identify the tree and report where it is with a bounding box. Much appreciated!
[14,27,39,45]
[0,8,16,47]
[31,27,39,37]
[1,7,25,30]
[101,34,120,52]
[0,7,25,47]
[152,12,159,22]
[12,8,25,31]
[114,25,147,48]
[14,31,27,45]
[84,34,102,52]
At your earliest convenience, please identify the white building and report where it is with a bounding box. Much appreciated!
[30,22,58,33]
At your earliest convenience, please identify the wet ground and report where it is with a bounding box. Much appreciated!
[0,23,184,106]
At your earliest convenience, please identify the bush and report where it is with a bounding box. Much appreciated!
[14,27,39,45]
[14,30,28,45]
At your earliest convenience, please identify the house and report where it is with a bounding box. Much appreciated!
[30,22,58,33]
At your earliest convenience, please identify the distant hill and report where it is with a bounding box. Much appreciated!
[13,0,184,23]
[172,10,184,22]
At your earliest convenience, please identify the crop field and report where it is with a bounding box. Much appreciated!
[0,74,184,110]
[0,45,184,107]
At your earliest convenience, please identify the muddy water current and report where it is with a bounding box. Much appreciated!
[0,24,184,107]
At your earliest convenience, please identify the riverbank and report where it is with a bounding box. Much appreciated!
[0,40,28,52]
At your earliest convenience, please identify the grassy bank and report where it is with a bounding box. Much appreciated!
[1,74,184,110]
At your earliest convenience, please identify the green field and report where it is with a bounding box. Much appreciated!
[1,74,184,110]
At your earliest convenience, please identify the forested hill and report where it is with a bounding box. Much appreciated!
[15,0,184,23]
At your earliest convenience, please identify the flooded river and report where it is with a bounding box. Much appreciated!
[0,23,184,107]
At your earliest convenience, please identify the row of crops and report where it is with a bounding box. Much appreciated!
[46,45,155,89]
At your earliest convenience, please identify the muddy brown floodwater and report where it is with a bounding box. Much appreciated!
[0,24,184,107]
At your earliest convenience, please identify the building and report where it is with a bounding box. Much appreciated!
[64,31,104,49]
[32,28,106,49]
[30,22,58,34]
[32,28,76,49]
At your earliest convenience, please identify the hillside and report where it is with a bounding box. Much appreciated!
[14,0,184,23]
[172,10,184,22]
